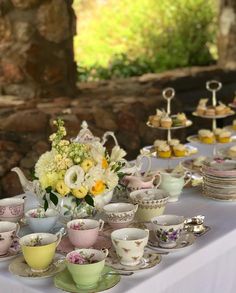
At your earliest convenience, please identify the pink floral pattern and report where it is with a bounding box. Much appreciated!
[0,207,6,216]
[9,206,22,216]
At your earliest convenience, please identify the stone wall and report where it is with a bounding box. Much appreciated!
[0,0,77,99]
[1,65,236,197]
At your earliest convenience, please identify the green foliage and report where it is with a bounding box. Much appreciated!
[74,0,217,81]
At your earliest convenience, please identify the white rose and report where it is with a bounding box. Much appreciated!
[64,165,85,189]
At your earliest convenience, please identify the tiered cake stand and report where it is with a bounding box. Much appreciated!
[187,80,235,155]
[141,88,197,169]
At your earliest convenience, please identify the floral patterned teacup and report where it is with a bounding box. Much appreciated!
[67,219,104,248]
[103,203,138,228]
[111,228,149,266]
[0,221,19,255]
[0,198,24,222]
[151,215,185,248]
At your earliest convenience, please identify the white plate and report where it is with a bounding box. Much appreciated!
[140,145,198,160]
[192,111,235,119]
[105,250,161,272]
[148,232,195,253]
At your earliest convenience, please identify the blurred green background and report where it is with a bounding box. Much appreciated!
[73,0,217,81]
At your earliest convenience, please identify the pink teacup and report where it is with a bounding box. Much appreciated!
[0,221,19,255]
[0,198,24,222]
[67,219,104,248]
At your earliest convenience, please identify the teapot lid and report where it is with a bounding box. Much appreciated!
[71,121,100,144]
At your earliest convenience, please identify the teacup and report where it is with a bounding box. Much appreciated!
[19,232,62,272]
[111,228,149,266]
[130,189,169,222]
[67,219,104,248]
[0,221,19,255]
[103,203,138,228]
[159,171,191,202]
[25,208,59,233]
[0,198,24,222]
[151,215,185,248]
[66,248,108,289]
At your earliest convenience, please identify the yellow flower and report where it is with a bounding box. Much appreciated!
[102,157,109,169]
[72,186,88,199]
[56,180,70,197]
[90,180,106,196]
[81,159,94,172]
[39,172,59,189]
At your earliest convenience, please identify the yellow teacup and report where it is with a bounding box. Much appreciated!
[19,232,62,272]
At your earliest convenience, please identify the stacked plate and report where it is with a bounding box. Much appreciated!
[202,158,236,201]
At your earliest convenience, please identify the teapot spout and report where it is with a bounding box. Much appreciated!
[11,167,34,193]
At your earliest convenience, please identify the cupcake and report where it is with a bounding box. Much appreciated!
[160,114,172,128]
[218,130,231,143]
[215,103,226,115]
[205,107,216,116]
[173,144,186,157]
[229,145,236,157]
[169,139,180,148]
[198,129,215,144]
[176,113,187,125]
[157,144,172,158]
[153,139,167,148]
[233,120,236,130]
[149,115,160,127]
[155,109,163,117]
[213,128,223,141]
[196,99,208,115]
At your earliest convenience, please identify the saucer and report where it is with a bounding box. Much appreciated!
[0,238,21,262]
[57,235,112,255]
[105,250,161,272]
[54,266,120,293]
[148,232,195,253]
[9,254,65,279]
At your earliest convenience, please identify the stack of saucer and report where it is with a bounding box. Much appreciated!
[202,158,236,201]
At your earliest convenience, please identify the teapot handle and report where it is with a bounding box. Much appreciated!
[136,155,152,177]
[102,131,118,146]
[184,171,192,186]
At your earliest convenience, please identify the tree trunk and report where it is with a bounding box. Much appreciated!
[218,0,236,69]
[0,0,77,99]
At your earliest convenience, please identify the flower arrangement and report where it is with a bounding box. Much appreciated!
[34,119,126,211]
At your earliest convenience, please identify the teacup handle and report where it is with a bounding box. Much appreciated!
[15,223,20,237]
[98,219,105,231]
[184,171,192,186]
[136,155,152,177]
[134,205,138,213]
[55,231,63,247]
[154,172,162,188]
[145,229,150,238]
[101,248,109,257]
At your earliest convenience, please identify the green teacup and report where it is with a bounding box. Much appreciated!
[66,248,108,289]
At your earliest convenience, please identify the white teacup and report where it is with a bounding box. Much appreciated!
[151,215,185,248]
[111,228,149,266]
[159,171,191,202]
[0,221,19,255]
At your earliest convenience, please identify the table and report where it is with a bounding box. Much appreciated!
[1,144,236,293]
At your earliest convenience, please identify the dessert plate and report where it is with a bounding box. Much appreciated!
[192,111,235,119]
[54,266,120,293]
[140,145,198,159]
[187,135,236,145]
[105,250,161,272]
[57,235,112,255]
[9,254,65,279]
[146,119,192,130]
[148,232,195,253]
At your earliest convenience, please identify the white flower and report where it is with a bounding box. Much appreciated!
[103,168,119,190]
[64,165,85,189]
[84,165,104,189]
[110,146,126,162]
[90,142,106,163]
[35,150,56,179]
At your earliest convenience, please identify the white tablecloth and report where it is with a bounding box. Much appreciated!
[1,144,236,293]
